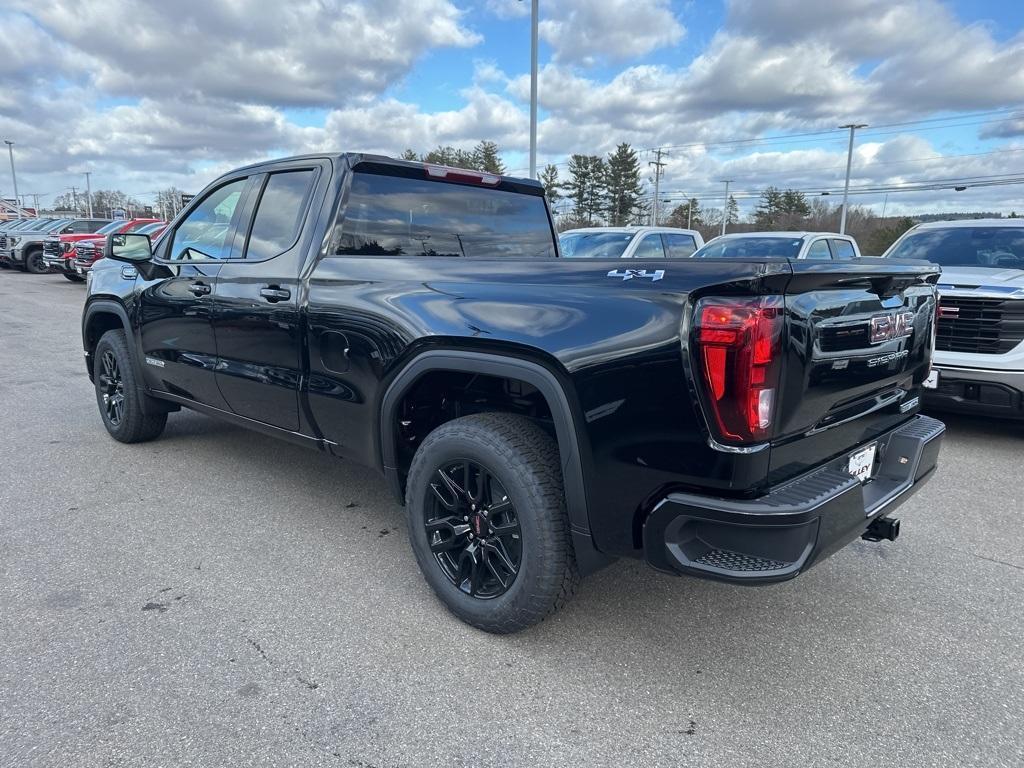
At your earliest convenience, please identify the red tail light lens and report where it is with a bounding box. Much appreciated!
[694,296,785,444]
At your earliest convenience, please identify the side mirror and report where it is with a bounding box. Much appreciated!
[105,233,153,263]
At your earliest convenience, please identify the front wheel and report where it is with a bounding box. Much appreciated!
[24,249,48,274]
[94,330,167,443]
[63,272,85,283]
[405,413,579,633]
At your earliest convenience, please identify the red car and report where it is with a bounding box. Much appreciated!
[72,221,167,277]
[44,218,161,282]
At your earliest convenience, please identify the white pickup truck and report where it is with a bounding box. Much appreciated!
[883,218,1024,420]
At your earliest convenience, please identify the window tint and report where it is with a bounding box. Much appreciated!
[632,234,666,258]
[95,221,127,235]
[168,178,246,261]
[245,170,315,260]
[559,231,634,258]
[885,227,1024,268]
[662,233,697,257]
[337,171,555,258]
[805,240,832,260]
[831,239,856,259]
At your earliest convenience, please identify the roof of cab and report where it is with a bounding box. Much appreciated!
[710,230,852,239]
[909,218,1024,230]
[560,225,702,236]
[229,152,544,189]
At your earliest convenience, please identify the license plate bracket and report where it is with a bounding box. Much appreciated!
[848,443,877,484]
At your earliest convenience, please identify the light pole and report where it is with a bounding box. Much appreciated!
[839,123,867,234]
[84,171,93,218]
[720,180,733,237]
[4,140,21,218]
[529,0,538,179]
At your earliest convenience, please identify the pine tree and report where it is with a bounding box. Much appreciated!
[755,186,784,229]
[400,149,419,161]
[666,198,701,229]
[781,189,810,218]
[604,143,643,226]
[727,195,739,224]
[473,141,506,175]
[539,164,561,206]
[565,154,607,225]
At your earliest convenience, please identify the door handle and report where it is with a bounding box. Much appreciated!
[259,287,291,302]
[188,281,211,296]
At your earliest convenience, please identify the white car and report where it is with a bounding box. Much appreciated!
[882,218,1024,420]
[558,226,705,259]
[692,231,862,260]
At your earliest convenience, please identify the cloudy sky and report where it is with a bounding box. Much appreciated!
[2,0,1023,217]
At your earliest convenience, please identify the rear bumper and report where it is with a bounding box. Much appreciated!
[642,415,945,583]
[923,364,1024,419]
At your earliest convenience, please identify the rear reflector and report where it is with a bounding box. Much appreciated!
[694,296,785,444]
[424,164,501,185]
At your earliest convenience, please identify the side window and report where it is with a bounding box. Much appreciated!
[662,233,697,258]
[244,170,316,260]
[831,239,856,259]
[806,239,832,260]
[632,234,666,258]
[168,178,247,261]
[68,221,93,234]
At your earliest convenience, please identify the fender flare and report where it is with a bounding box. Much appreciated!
[82,299,174,416]
[379,350,612,575]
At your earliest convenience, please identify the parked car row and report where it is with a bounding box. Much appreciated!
[0,216,165,278]
[558,218,1024,422]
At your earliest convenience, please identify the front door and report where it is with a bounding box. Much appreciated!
[137,176,249,409]
[211,166,321,431]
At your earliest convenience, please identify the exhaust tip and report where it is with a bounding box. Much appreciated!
[862,516,900,542]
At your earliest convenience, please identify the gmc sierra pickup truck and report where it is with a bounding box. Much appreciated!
[83,153,945,633]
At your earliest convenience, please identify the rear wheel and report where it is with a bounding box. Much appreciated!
[24,248,47,274]
[405,413,578,633]
[94,330,167,443]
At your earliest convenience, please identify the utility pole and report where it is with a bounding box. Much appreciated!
[84,172,93,218]
[528,0,539,179]
[688,199,694,229]
[720,180,733,236]
[4,140,21,218]
[67,186,79,214]
[839,123,867,234]
[648,148,667,225]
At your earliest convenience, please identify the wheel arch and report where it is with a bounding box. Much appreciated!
[82,299,138,382]
[379,349,612,575]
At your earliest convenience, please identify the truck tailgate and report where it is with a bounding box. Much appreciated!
[769,258,940,483]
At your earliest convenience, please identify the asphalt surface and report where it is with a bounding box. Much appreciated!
[1,266,1022,768]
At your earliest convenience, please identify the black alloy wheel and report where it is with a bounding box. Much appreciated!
[425,459,522,599]
[98,349,126,427]
[25,249,47,274]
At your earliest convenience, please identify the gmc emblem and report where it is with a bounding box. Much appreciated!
[870,311,915,344]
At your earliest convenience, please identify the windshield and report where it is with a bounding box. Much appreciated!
[95,221,127,235]
[559,232,634,258]
[136,222,165,235]
[336,171,556,258]
[885,226,1024,269]
[693,237,804,258]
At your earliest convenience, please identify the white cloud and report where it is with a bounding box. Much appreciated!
[539,0,684,65]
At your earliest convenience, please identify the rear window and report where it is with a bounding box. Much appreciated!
[885,226,1024,268]
[559,232,634,258]
[693,237,804,259]
[336,172,555,258]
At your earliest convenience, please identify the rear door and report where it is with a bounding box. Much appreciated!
[211,163,323,431]
[662,232,698,257]
[631,234,666,258]
[137,175,250,409]
[770,259,940,479]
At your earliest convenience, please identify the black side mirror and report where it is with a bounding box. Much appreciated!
[105,233,153,263]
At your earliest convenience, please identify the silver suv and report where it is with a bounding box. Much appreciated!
[883,218,1024,419]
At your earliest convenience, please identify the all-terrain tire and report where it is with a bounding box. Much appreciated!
[94,329,167,443]
[405,413,579,633]
[63,272,85,282]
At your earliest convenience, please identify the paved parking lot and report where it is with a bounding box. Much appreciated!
[1,267,1022,767]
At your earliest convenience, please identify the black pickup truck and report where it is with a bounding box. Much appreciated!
[82,154,945,633]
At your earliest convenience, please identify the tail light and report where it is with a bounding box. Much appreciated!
[424,164,501,186]
[693,296,785,444]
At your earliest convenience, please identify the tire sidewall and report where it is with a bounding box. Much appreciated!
[94,333,136,440]
[406,424,562,627]
[25,249,46,274]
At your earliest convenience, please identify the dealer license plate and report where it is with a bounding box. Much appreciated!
[848,444,877,484]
